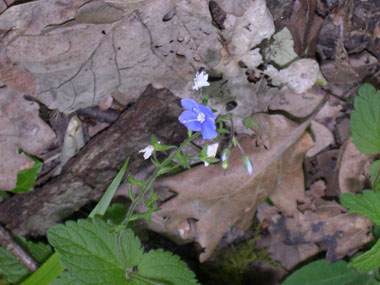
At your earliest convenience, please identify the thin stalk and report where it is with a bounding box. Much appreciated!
[124,132,201,223]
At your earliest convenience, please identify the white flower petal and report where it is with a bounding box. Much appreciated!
[206,143,219,158]
[139,145,154,160]
[192,71,210,90]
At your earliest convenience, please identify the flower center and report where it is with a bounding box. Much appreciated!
[197,112,205,123]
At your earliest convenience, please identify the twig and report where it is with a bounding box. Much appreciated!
[0,224,39,272]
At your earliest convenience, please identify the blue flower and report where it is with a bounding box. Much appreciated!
[178,99,217,140]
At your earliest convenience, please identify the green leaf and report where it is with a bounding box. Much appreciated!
[47,219,144,284]
[51,271,76,285]
[0,246,30,284]
[126,174,145,188]
[15,237,52,263]
[103,203,127,225]
[282,259,373,285]
[156,167,172,176]
[134,249,198,285]
[349,239,380,271]
[244,118,259,130]
[340,190,380,225]
[21,253,64,285]
[0,237,52,284]
[370,160,380,191]
[350,83,380,155]
[176,152,191,169]
[11,156,42,193]
[23,158,129,284]
[89,157,129,218]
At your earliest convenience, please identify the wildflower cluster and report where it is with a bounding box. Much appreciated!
[139,70,254,175]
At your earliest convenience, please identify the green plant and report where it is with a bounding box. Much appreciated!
[0,72,259,284]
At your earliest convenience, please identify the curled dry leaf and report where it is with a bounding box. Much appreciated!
[148,113,312,262]
[0,88,56,190]
[338,137,372,194]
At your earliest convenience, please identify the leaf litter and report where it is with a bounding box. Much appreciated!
[0,0,379,283]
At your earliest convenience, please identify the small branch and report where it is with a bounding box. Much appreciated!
[0,224,39,272]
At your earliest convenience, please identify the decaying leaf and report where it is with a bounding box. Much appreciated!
[264,59,320,94]
[306,120,334,157]
[257,180,373,270]
[320,52,378,98]
[269,87,325,118]
[0,0,221,112]
[0,88,56,190]
[148,113,313,262]
[286,0,323,57]
[338,138,372,194]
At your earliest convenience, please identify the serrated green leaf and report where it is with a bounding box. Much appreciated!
[11,156,42,193]
[350,83,380,155]
[23,160,129,285]
[282,259,370,285]
[51,271,76,285]
[349,239,380,271]
[370,160,380,191]
[0,247,30,284]
[47,218,144,284]
[133,249,198,285]
[15,237,52,263]
[340,190,380,225]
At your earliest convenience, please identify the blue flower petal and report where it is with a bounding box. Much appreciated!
[179,111,202,131]
[199,104,216,120]
[181,99,200,112]
[201,117,217,140]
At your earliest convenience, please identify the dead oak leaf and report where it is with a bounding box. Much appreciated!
[0,88,56,190]
[149,113,313,262]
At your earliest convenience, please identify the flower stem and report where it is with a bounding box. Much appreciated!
[124,132,201,224]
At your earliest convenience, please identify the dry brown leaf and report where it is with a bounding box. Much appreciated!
[306,120,334,157]
[257,181,373,270]
[287,0,323,57]
[269,87,325,118]
[147,113,312,262]
[338,137,372,194]
[305,149,340,197]
[320,52,378,98]
[0,0,221,112]
[0,88,56,190]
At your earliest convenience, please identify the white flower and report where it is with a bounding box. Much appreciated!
[139,145,154,160]
[204,143,219,166]
[192,71,210,90]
